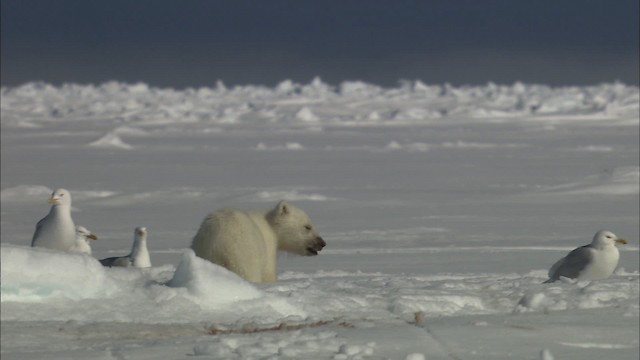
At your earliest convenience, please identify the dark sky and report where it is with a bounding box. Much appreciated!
[1,0,638,88]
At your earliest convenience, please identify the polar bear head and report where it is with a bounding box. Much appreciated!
[267,200,326,256]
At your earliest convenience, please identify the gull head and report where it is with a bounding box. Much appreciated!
[591,229,627,248]
[135,227,147,239]
[76,225,98,240]
[48,188,72,206]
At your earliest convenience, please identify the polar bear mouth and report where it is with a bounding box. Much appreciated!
[305,237,326,256]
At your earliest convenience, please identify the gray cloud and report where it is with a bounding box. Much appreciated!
[2,0,638,87]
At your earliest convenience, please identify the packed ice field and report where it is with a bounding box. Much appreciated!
[1,79,639,359]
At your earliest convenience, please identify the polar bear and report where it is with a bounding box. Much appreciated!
[190,200,326,282]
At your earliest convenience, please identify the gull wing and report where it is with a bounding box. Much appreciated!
[545,245,593,283]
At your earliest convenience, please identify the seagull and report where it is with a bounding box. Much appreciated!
[31,188,76,251]
[69,225,98,255]
[100,227,151,268]
[544,230,628,283]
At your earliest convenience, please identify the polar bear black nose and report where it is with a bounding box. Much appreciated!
[306,237,326,256]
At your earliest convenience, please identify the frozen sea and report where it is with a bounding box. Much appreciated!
[1,79,639,360]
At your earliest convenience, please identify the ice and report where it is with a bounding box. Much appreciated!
[2,80,638,131]
[0,244,118,302]
[538,166,640,196]
[296,106,319,122]
[439,140,526,149]
[404,354,426,360]
[1,79,638,359]
[167,249,263,307]
[573,145,614,152]
[255,142,305,151]
[88,132,133,150]
[1,245,308,327]
[248,190,334,202]
[540,349,555,360]
[384,141,430,152]
[0,185,52,202]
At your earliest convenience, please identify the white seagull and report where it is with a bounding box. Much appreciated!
[544,230,628,283]
[70,225,98,255]
[31,188,76,251]
[100,227,151,268]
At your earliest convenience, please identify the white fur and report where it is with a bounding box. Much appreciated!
[191,201,325,282]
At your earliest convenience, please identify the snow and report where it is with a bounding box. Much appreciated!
[1,79,639,359]
[167,249,264,306]
[88,132,133,150]
[1,244,118,303]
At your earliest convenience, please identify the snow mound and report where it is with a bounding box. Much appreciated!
[540,349,555,360]
[404,354,426,360]
[381,140,529,152]
[296,106,319,122]
[1,244,118,302]
[0,245,306,323]
[514,278,640,313]
[0,185,53,202]
[440,141,527,149]
[2,81,637,130]
[255,142,305,151]
[1,185,117,204]
[540,166,640,196]
[89,132,133,150]
[167,249,263,307]
[248,190,334,202]
[384,141,430,152]
[571,145,614,152]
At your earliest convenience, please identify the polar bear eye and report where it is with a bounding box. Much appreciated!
[304,225,312,231]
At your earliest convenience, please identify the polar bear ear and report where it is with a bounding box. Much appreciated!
[276,200,290,216]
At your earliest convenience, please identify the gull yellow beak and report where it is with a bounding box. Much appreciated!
[615,238,628,245]
[48,197,58,204]
[87,233,98,240]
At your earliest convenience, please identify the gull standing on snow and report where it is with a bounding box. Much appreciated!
[31,188,76,251]
[100,227,151,268]
[544,230,628,283]
[69,225,98,255]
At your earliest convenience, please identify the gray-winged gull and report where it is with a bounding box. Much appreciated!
[100,227,151,268]
[544,230,628,283]
[31,188,76,251]
[70,225,98,255]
